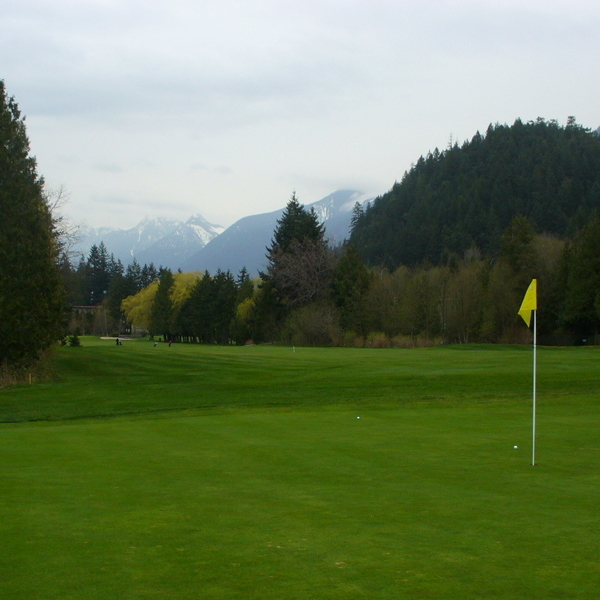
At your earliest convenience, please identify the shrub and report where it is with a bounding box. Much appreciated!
[280,302,341,346]
[69,334,82,347]
[365,332,390,348]
[0,350,55,387]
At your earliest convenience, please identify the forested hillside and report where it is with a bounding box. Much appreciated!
[350,118,600,269]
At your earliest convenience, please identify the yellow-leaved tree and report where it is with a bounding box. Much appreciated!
[121,281,159,331]
[170,272,202,307]
[121,271,204,333]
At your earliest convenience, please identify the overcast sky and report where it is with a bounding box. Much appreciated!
[3,0,599,229]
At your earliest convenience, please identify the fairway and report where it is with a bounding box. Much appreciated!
[1,341,599,599]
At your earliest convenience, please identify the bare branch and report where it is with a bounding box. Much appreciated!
[44,185,83,262]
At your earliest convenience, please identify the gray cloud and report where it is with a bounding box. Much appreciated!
[93,163,123,173]
[190,164,233,175]
[2,0,599,229]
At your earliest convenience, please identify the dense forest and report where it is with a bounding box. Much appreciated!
[112,199,598,347]
[350,118,600,269]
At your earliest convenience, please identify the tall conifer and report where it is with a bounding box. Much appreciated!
[265,192,330,308]
[0,81,64,367]
[149,269,174,340]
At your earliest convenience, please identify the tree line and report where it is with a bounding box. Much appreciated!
[121,268,253,344]
[61,241,165,335]
[118,195,600,347]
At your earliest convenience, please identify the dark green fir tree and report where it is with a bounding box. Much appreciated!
[0,80,65,368]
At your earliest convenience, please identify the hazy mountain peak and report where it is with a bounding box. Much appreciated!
[181,189,374,276]
[73,212,220,268]
[72,190,373,273]
[186,213,224,231]
[308,190,370,223]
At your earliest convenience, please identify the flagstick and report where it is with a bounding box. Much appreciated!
[532,309,537,466]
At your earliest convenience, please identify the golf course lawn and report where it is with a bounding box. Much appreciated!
[1,340,598,599]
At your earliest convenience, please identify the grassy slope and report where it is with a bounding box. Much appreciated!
[1,340,598,599]
[1,338,597,422]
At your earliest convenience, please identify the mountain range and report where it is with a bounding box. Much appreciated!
[73,215,224,270]
[74,189,372,276]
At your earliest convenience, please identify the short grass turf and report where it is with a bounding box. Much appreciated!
[1,341,599,599]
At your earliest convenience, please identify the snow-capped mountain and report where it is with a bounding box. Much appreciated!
[73,190,371,273]
[180,190,373,276]
[309,190,366,226]
[312,190,373,244]
[136,215,224,268]
[73,215,222,269]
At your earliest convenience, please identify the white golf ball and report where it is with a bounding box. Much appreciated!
[514,445,518,449]
[357,416,360,419]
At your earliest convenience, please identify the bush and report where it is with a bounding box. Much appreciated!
[0,350,55,387]
[280,302,342,346]
[342,331,359,347]
[389,334,442,348]
[69,334,82,347]
[365,332,391,348]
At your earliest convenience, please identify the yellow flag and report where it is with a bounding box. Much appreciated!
[518,279,537,327]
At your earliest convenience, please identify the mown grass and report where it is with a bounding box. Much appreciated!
[1,340,598,599]
[1,338,598,422]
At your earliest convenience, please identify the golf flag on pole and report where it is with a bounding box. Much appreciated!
[518,278,538,466]
[518,279,537,327]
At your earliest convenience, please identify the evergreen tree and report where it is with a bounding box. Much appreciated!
[265,192,331,309]
[236,267,254,304]
[230,269,256,345]
[85,242,111,305]
[150,269,174,340]
[560,217,600,336]
[60,254,87,307]
[331,245,371,334]
[0,80,65,367]
[349,201,365,235]
[140,262,158,288]
[266,192,325,260]
[108,253,124,278]
[182,272,215,343]
[105,272,130,325]
[500,215,536,286]
[212,270,237,344]
[125,259,143,292]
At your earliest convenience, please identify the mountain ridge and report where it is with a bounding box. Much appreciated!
[73,215,223,269]
[180,190,372,276]
[73,190,372,274]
